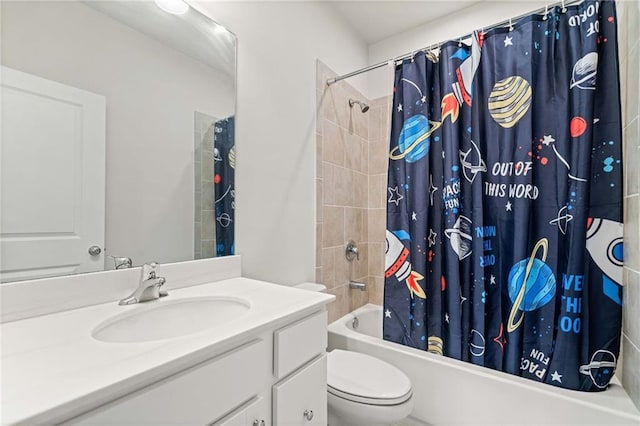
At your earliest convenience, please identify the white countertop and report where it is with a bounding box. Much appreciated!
[0,278,334,425]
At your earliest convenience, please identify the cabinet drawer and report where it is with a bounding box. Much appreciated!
[273,311,327,379]
[272,355,327,426]
[214,396,268,426]
[70,339,269,425]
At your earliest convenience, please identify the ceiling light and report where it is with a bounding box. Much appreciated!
[154,0,189,15]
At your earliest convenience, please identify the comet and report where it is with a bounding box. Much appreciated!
[385,230,426,299]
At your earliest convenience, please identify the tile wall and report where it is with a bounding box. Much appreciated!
[618,0,640,411]
[315,61,392,322]
[194,111,218,259]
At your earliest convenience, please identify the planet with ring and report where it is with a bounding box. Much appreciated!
[507,238,556,332]
[390,114,442,163]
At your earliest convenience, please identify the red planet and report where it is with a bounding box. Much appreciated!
[570,117,587,137]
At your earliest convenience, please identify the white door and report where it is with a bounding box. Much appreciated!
[1,66,106,282]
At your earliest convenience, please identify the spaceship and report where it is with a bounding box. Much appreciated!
[385,230,426,299]
[586,217,623,306]
[452,31,482,106]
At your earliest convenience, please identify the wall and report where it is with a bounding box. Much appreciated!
[193,1,369,285]
[618,0,640,411]
[1,1,235,267]
[315,61,393,322]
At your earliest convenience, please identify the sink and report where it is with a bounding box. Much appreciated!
[92,297,250,343]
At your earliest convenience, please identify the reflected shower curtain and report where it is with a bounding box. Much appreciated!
[383,0,623,391]
[214,116,235,256]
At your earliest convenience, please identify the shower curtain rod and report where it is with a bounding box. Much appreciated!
[326,0,585,86]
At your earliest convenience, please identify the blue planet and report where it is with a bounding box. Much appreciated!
[390,115,440,163]
[508,258,556,311]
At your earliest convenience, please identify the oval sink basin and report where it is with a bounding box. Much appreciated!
[92,297,250,343]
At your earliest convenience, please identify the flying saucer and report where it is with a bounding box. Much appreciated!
[507,238,556,333]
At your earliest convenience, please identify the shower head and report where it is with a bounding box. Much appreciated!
[349,99,370,113]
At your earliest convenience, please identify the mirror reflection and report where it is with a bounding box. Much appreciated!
[0,1,236,282]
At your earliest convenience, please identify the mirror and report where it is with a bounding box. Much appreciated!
[0,1,236,282]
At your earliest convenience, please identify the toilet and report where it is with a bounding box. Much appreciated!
[327,349,414,426]
[295,283,415,426]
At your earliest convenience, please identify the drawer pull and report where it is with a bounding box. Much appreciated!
[303,410,314,421]
[252,420,265,426]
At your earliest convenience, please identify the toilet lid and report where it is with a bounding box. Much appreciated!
[327,350,412,405]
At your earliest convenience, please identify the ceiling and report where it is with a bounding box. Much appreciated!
[85,1,236,78]
[328,1,482,45]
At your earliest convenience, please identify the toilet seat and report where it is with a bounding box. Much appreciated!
[327,350,412,406]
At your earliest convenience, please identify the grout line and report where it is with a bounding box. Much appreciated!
[623,333,640,354]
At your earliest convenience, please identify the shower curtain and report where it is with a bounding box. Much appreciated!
[383,0,622,392]
[214,116,235,256]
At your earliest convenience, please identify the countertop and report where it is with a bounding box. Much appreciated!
[0,278,334,425]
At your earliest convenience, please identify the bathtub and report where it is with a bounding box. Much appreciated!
[328,304,640,426]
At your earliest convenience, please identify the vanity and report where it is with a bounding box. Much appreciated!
[0,257,334,425]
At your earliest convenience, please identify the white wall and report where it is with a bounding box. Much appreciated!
[1,1,235,267]
[193,1,369,285]
[366,1,550,99]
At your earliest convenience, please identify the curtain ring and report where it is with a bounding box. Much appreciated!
[543,4,549,20]
[411,51,415,62]
[458,38,462,47]
[561,0,567,13]
[509,18,514,31]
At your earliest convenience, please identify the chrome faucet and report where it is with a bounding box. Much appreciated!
[118,262,168,305]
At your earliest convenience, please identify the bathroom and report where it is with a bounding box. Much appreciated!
[1,0,640,425]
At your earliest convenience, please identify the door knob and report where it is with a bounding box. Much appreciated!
[88,246,102,256]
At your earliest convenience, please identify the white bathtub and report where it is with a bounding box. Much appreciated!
[328,304,640,426]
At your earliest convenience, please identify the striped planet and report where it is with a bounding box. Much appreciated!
[488,76,532,129]
[389,114,441,163]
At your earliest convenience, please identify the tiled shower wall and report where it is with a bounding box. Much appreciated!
[618,0,640,411]
[315,61,391,323]
[194,112,218,259]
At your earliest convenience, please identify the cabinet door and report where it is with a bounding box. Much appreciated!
[272,356,327,426]
[214,396,268,426]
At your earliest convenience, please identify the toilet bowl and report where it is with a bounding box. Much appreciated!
[327,349,414,426]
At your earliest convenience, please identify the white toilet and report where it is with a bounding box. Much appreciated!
[294,283,414,426]
[327,349,414,426]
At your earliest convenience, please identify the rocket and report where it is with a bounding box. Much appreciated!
[385,230,426,299]
[452,31,482,107]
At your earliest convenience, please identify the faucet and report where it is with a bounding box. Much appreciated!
[118,262,168,305]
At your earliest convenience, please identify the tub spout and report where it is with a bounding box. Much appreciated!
[349,281,366,291]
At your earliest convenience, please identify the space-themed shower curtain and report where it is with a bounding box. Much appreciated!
[214,116,235,256]
[383,0,623,391]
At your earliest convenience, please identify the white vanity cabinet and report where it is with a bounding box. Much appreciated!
[64,310,328,426]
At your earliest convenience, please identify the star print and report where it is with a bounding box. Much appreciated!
[428,229,437,247]
[551,370,563,383]
[385,309,392,318]
[542,134,555,146]
[421,96,427,104]
[445,313,450,323]
[429,175,438,206]
[490,274,496,285]
[388,186,404,205]
[504,35,513,47]
[460,293,467,306]
[493,323,507,353]
[397,103,403,112]
[505,201,513,211]
[412,211,417,221]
